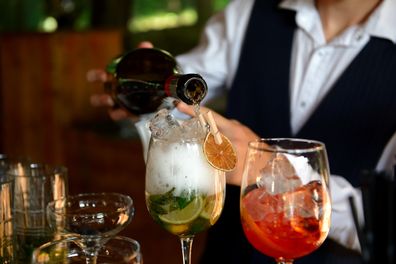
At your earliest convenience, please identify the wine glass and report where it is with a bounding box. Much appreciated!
[46,192,134,264]
[145,112,226,264]
[32,235,142,264]
[240,138,331,264]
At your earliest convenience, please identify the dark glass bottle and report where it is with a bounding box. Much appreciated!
[105,48,208,115]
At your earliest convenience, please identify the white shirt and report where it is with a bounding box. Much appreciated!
[176,0,396,252]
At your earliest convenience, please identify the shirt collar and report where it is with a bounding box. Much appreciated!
[367,0,396,43]
[279,0,396,44]
[279,0,315,14]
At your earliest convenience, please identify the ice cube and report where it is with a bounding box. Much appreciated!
[179,117,206,140]
[149,109,181,139]
[257,153,302,194]
[283,180,327,221]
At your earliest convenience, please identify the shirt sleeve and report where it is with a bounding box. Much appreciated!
[375,131,396,173]
[176,0,255,105]
[330,131,396,251]
[328,175,363,252]
[175,12,229,104]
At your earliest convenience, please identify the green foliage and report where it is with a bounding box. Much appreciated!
[0,0,229,32]
[214,0,229,11]
[148,187,197,215]
[134,0,196,17]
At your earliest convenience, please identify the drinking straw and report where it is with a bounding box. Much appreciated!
[348,196,370,263]
[361,170,374,261]
[386,168,395,263]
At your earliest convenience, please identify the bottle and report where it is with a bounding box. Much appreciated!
[105,48,208,115]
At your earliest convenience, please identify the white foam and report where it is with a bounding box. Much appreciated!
[145,140,224,196]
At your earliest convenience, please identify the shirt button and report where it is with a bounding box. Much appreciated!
[355,30,364,41]
[300,102,306,107]
[317,50,326,57]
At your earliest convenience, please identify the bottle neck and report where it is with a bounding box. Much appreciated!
[165,74,208,105]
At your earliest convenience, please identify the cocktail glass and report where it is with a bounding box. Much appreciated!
[145,109,226,264]
[46,192,134,264]
[240,138,331,264]
[32,235,142,263]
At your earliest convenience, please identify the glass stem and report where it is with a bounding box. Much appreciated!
[180,237,194,264]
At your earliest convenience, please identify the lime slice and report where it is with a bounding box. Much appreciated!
[159,196,203,225]
[168,224,189,234]
[37,252,50,262]
[200,194,224,225]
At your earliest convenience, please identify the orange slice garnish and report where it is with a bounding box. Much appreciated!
[203,132,237,172]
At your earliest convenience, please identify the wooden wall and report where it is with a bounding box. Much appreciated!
[0,30,121,162]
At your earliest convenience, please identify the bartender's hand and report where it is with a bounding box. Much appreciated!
[176,102,259,186]
[87,41,154,122]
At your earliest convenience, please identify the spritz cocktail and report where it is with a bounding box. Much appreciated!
[240,138,331,263]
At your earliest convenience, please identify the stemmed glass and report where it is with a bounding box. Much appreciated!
[145,112,226,264]
[46,192,134,264]
[32,235,142,264]
[240,138,331,264]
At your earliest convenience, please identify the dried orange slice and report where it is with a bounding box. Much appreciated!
[203,132,237,172]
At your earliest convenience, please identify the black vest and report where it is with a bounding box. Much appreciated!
[226,0,396,187]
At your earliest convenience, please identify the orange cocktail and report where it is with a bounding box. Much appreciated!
[240,138,331,263]
[241,181,330,260]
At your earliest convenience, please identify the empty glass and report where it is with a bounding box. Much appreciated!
[0,155,14,263]
[32,236,142,264]
[7,161,68,263]
[46,192,134,264]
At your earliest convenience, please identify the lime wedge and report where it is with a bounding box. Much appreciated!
[200,194,223,225]
[159,196,203,225]
[37,252,49,262]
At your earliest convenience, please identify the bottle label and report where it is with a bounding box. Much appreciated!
[164,76,178,97]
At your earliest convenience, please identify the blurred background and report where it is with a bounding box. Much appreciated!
[0,0,228,263]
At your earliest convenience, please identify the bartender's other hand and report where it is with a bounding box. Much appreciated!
[176,102,259,186]
[89,93,132,121]
[88,41,154,122]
